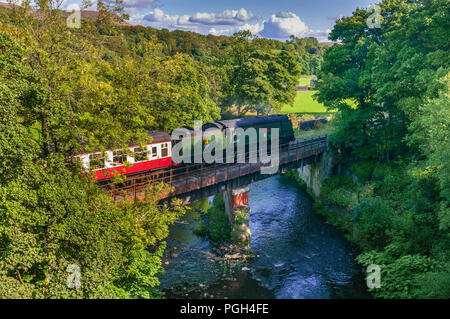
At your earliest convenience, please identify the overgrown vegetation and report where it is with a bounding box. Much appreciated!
[314,0,449,299]
[294,122,334,140]
[206,195,231,244]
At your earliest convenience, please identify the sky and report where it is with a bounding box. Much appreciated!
[65,0,378,41]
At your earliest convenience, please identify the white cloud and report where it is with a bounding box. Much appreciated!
[238,22,264,35]
[143,8,256,28]
[138,8,259,35]
[304,29,332,42]
[143,8,192,29]
[208,27,233,36]
[126,7,330,41]
[189,8,256,26]
[260,12,308,39]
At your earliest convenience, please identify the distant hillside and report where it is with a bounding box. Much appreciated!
[0,2,325,75]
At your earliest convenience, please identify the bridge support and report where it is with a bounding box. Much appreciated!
[223,186,251,248]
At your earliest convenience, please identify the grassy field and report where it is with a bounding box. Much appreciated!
[281,90,330,114]
[297,75,314,86]
[226,76,334,116]
[294,123,333,139]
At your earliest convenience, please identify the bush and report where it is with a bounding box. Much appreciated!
[357,252,438,299]
[353,197,393,250]
[321,175,358,195]
[412,268,450,299]
[207,195,231,244]
[349,161,377,184]
[321,175,359,209]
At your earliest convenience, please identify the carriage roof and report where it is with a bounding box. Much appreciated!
[217,115,289,129]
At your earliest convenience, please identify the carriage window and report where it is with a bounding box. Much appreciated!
[161,143,168,157]
[112,150,126,165]
[134,147,148,162]
[90,153,105,170]
[150,146,158,158]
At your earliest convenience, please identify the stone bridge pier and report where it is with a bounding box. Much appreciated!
[223,186,251,248]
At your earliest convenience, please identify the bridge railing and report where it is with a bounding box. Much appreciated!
[100,135,328,201]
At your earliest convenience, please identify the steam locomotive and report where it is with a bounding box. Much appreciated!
[74,115,295,181]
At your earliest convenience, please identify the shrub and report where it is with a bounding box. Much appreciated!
[321,175,359,209]
[353,197,393,250]
[357,252,437,299]
[207,195,231,244]
[349,161,377,184]
[412,268,450,299]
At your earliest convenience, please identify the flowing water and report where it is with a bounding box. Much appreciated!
[160,175,370,299]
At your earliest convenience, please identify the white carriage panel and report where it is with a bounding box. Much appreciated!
[147,143,160,160]
[105,151,114,168]
[167,142,172,157]
[81,155,90,171]
[127,147,135,164]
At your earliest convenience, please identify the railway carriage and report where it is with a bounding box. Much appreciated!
[75,130,172,181]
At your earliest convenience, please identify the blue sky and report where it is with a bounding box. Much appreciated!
[65,0,378,41]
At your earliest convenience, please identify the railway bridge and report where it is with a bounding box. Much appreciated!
[101,135,328,246]
[101,135,328,204]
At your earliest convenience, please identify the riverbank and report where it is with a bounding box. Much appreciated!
[288,159,450,299]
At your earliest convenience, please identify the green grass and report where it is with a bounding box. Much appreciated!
[281,91,331,114]
[294,123,334,139]
[297,75,314,86]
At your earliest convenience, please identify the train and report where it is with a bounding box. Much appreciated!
[74,115,295,181]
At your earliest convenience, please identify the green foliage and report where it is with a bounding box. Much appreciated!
[316,0,449,164]
[412,268,450,299]
[353,197,393,250]
[206,195,231,244]
[408,74,450,230]
[121,24,324,118]
[348,161,378,184]
[0,5,192,299]
[0,150,185,298]
[357,251,438,299]
[0,2,325,298]
[313,200,354,235]
[319,160,449,298]
[234,209,249,225]
[321,176,359,209]
[315,0,450,298]
[227,47,301,115]
[286,36,324,75]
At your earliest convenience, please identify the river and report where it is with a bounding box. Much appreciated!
[160,174,370,299]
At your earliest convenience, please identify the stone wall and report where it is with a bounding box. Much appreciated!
[296,151,334,197]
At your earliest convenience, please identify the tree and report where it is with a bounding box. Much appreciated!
[227,49,300,115]
[316,0,450,299]
[0,5,187,299]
